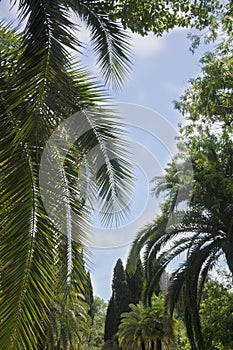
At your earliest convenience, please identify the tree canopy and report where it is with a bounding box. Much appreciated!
[89,296,108,350]
[200,278,233,350]
[102,0,232,37]
[104,257,144,344]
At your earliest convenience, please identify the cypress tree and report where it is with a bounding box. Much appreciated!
[104,293,115,341]
[104,259,130,341]
[126,259,144,305]
[85,271,94,320]
[112,259,130,333]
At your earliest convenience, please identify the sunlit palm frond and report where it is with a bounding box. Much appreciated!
[0,115,56,349]
[1,10,133,347]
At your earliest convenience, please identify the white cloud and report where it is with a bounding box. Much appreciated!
[131,32,165,57]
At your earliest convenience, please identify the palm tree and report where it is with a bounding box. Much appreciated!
[127,37,233,350]
[0,1,132,348]
[118,295,175,350]
[128,138,233,350]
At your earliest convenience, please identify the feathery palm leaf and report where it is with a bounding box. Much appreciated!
[0,1,132,345]
[39,241,91,350]
[68,0,132,89]
[118,296,175,350]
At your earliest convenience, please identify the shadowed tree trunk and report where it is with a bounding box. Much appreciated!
[222,234,233,275]
[156,339,162,350]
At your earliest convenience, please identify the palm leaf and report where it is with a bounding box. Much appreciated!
[1,14,132,349]
[0,115,56,349]
[69,0,132,89]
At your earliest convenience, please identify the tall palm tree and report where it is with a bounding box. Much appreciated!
[0,1,132,348]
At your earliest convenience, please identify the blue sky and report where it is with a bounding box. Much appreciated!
[84,29,212,300]
[1,3,212,300]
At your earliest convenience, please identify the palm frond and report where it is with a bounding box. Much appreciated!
[1,18,133,349]
[182,240,221,349]
[0,116,56,349]
[151,176,172,197]
[127,215,168,274]
[40,240,90,350]
[69,0,132,89]
[8,0,76,124]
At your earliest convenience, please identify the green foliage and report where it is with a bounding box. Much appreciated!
[126,259,144,305]
[112,259,131,334]
[104,295,115,342]
[104,259,131,341]
[161,277,232,350]
[0,24,19,76]
[173,35,233,273]
[118,294,176,350]
[200,279,233,350]
[102,0,230,37]
[85,272,94,319]
[39,242,91,350]
[89,296,107,350]
[41,294,91,350]
[176,319,191,350]
[68,0,132,90]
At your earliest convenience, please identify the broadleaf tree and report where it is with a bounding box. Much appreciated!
[199,278,233,350]
[102,0,232,38]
